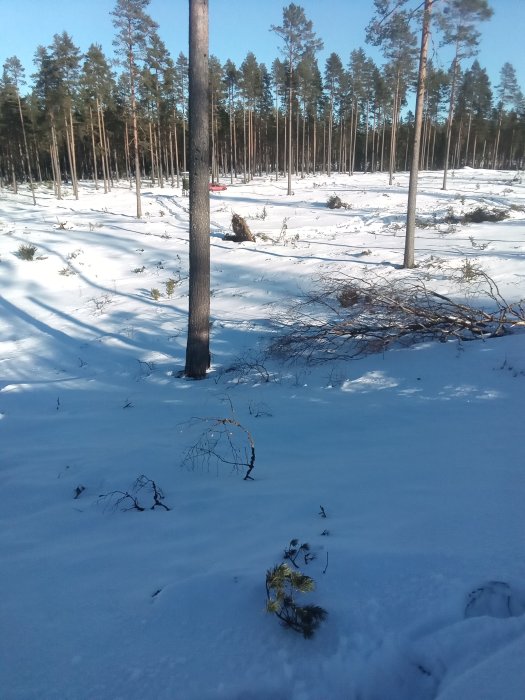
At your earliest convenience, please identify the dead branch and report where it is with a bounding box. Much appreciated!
[99,474,170,512]
[181,417,256,480]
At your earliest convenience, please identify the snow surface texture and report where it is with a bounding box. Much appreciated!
[1,169,524,699]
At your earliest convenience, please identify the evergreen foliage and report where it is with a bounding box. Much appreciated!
[0,0,523,191]
[265,563,327,639]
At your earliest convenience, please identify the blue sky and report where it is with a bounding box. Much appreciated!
[2,0,523,94]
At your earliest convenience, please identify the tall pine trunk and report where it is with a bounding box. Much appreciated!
[185,0,210,379]
[404,0,432,269]
[16,90,36,205]
[442,55,459,190]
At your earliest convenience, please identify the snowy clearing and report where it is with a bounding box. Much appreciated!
[1,169,525,699]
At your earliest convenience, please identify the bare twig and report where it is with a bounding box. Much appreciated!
[181,417,256,480]
[99,474,170,512]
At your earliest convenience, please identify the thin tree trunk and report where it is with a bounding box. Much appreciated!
[50,117,62,200]
[464,112,472,166]
[287,59,293,195]
[230,85,234,184]
[364,100,370,172]
[313,116,317,174]
[442,52,459,190]
[492,112,502,169]
[68,108,79,199]
[404,0,432,269]
[16,90,36,204]
[149,119,156,185]
[173,113,180,187]
[242,99,247,183]
[98,108,108,193]
[124,123,131,184]
[168,127,175,186]
[129,46,142,217]
[89,106,99,189]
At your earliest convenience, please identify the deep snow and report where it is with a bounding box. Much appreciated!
[1,169,524,699]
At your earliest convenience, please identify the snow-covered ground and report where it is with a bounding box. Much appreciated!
[1,169,524,700]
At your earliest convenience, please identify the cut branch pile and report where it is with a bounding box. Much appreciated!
[271,272,525,362]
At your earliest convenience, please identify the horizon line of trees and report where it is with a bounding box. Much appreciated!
[1,0,524,209]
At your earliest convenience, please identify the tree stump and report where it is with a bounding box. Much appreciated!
[224,213,255,242]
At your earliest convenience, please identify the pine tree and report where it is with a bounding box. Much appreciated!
[438,0,493,189]
[80,44,116,192]
[185,0,210,379]
[208,55,225,183]
[142,30,173,187]
[404,0,433,269]
[456,59,492,166]
[49,32,81,199]
[111,0,158,217]
[223,59,239,182]
[271,58,288,179]
[32,44,64,198]
[324,53,344,176]
[239,52,262,182]
[367,4,418,184]
[493,62,521,168]
[348,49,377,174]
[2,57,36,204]
[297,53,323,175]
[174,52,189,173]
[271,3,323,195]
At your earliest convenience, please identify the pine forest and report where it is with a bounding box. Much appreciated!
[1,0,523,202]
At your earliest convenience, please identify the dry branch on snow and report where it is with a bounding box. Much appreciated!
[271,272,525,362]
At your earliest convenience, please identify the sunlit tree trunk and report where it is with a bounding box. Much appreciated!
[15,91,36,204]
[404,0,432,269]
[185,0,210,379]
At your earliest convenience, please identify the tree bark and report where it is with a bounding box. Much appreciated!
[185,0,210,379]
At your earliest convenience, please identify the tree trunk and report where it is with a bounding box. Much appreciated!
[287,58,293,195]
[173,113,180,187]
[129,46,142,217]
[68,108,79,199]
[16,90,36,205]
[185,0,210,379]
[404,0,432,269]
[50,117,62,200]
[275,89,279,180]
[97,100,110,192]
[364,100,370,172]
[149,119,156,185]
[442,54,459,190]
[89,106,99,189]
[230,86,235,184]
[389,74,401,185]
[492,112,502,169]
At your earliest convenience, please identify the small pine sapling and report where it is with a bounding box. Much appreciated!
[165,278,177,297]
[265,563,327,639]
